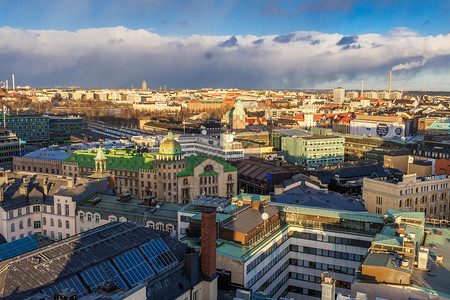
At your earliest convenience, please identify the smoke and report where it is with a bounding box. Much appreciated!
[392,58,426,71]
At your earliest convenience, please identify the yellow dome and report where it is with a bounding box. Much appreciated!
[159,132,182,155]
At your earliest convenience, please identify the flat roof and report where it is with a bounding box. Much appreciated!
[410,226,450,298]
[277,203,384,224]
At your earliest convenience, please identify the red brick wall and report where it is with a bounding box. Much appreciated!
[435,158,450,175]
[201,210,216,277]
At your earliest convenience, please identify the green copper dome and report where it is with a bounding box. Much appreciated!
[159,132,182,155]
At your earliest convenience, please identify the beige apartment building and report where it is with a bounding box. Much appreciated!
[363,174,449,220]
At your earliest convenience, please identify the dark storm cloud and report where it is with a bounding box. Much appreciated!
[273,33,295,43]
[0,27,449,89]
[336,35,359,45]
[252,38,264,45]
[218,36,238,47]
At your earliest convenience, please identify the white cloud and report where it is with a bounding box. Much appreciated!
[0,26,449,90]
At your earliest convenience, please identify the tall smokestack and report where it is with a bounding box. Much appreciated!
[5,80,8,89]
[12,74,15,91]
[201,208,216,278]
[361,81,364,97]
[389,71,392,93]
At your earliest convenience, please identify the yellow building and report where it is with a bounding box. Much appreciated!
[363,174,449,221]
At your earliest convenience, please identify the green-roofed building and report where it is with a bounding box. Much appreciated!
[63,132,237,203]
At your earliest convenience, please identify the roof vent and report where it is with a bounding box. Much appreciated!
[31,256,41,264]
[401,259,410,268]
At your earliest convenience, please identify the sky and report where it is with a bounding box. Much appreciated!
[0,0,449,90]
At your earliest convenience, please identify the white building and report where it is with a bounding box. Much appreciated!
[333,87,345,104]
[350,119,406,138]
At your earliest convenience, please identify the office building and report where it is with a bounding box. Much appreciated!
[3,114,50,146]
[0,127,20,170]
[49,116,86,144]
[282,133,345,166]
[180,194,385,299]
[363,173,450,220]
[350,115,410,138]
[333,87,345,104]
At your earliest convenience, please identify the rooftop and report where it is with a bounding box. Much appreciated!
[0,222,189,299]
[79,193,183,225]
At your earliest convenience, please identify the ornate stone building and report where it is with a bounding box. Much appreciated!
[62,132,237,203]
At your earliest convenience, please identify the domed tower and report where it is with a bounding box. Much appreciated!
[155,132,186,203]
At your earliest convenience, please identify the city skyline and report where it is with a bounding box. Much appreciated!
[1,0,449,90]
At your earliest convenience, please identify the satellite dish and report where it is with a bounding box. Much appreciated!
[155,204,160,209]
[237,200,243,207]
[261,213,269,220]
[217,206,223,212]
[201,129,207,135]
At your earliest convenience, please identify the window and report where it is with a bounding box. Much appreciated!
[66,221,70,229]
[26,207,30,214]
[80,212,84,221]
[27,218,32,227]
[43,217,47,225]
[376,207,382,214]
[65,204,69,216]
[34,221,41,229]
[58,220,62,228]
[58,232,62,240]
[33,205,40,212]
[228,174,232,181]
[19,221,23,229]
[376,196,383,205]
[87,214,92,222]
[50,218,54,226]
[11,223,15,232]
[18,209,22,216]
[204,164,214,172]
[95,215,100,223]
[57,203,62,215]
[9,211,14,219]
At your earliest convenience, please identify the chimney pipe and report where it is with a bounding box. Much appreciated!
[361,81,364,97]
[12,74,15,91]
[201,208,216,278]
[389,71,392,94]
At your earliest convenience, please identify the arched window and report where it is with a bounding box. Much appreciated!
[11,223,15,232]
[183,178,188,185]
[204,165,214,172]
[58,220,62,228]
[50,218,54,226]
[19,221,23,229]
[27,218,31,227]
[66,221,70,229]
[43,217,47,226]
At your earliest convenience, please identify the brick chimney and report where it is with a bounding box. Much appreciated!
[201,208,216,278]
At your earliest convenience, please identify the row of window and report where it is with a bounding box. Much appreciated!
[248,245,289,287]
[290,258,356,275]
[290,245,364,262]
[259,260,289,292]
[11,218,70,232]
[290,272,351,289]
[291,231,372,248]
[246,232,290,273]
[8,204,69,219]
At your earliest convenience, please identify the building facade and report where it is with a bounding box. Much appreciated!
[4,115,50,146]
[0,128,20,170]
[63,132,237,203]
[181,195,385,299]
[363,174,450,220]
[282,135,345,166]
[49,116,86,144]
